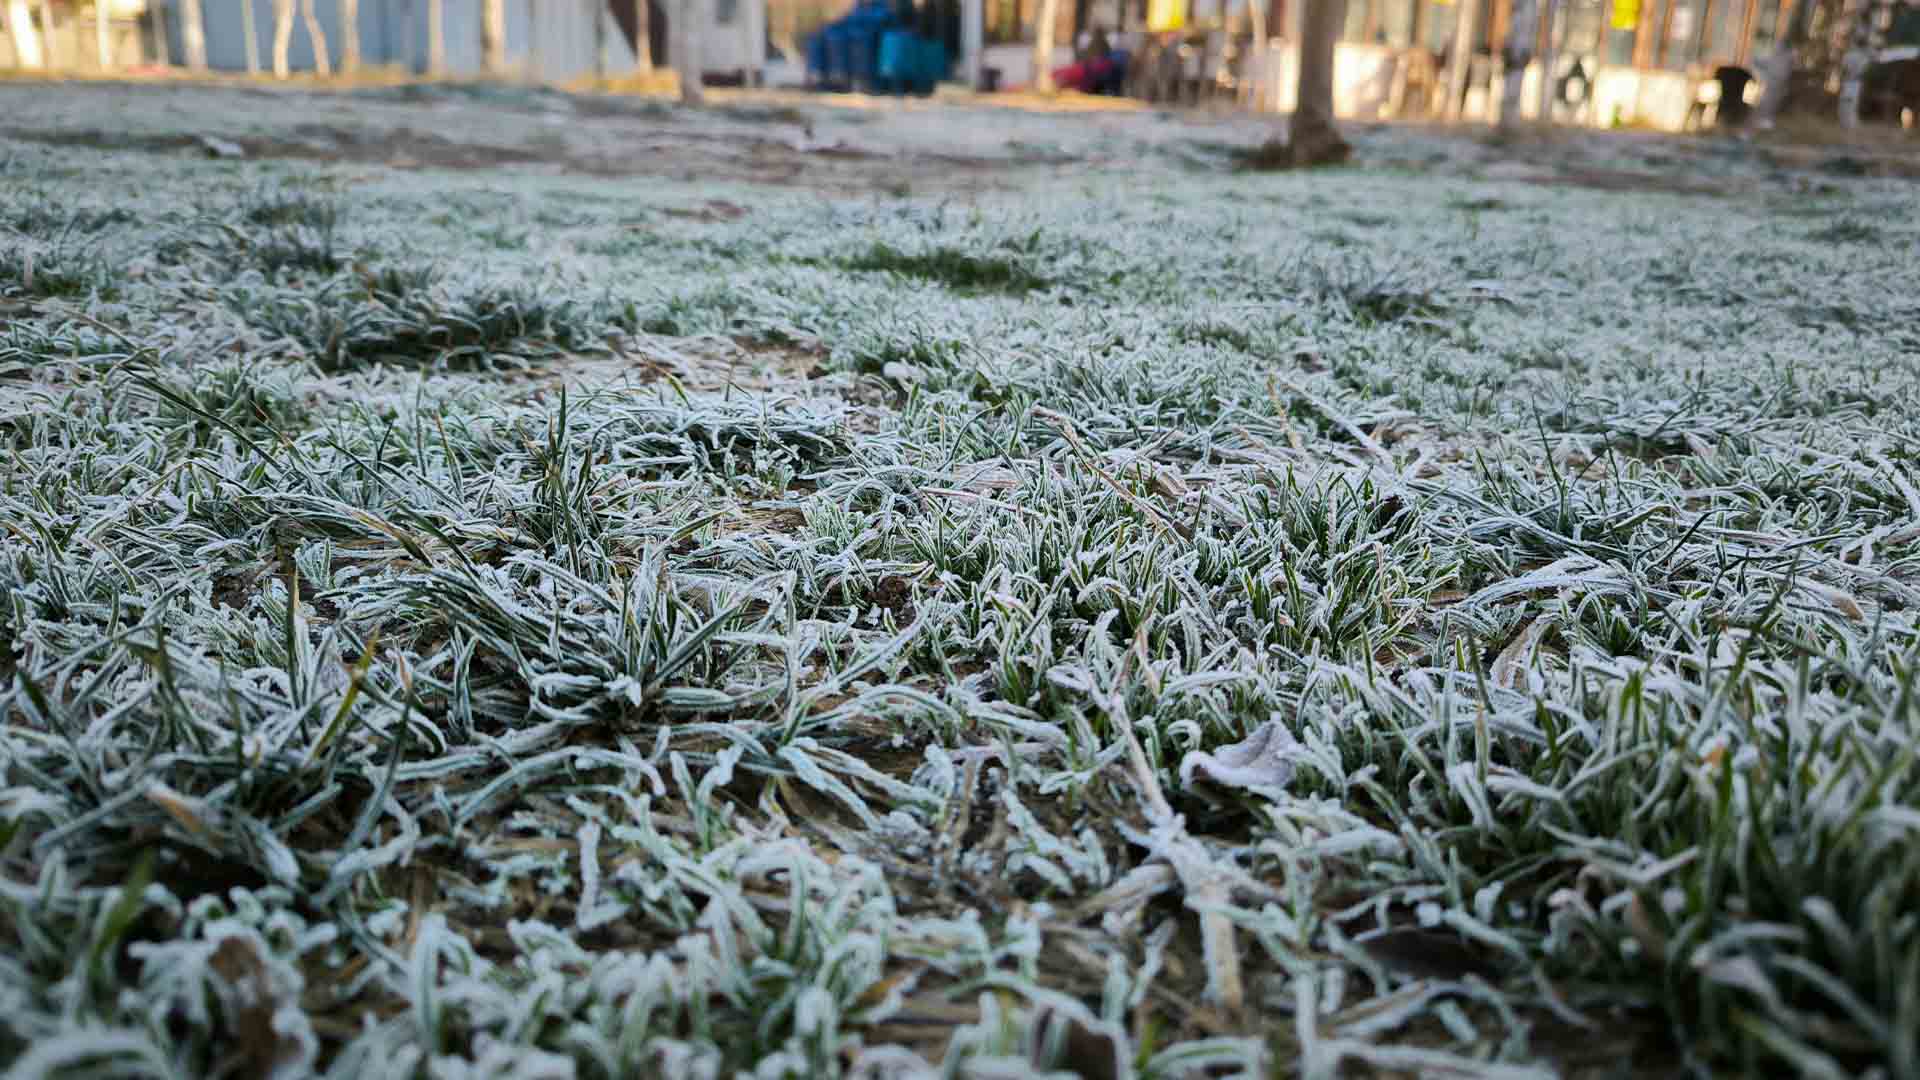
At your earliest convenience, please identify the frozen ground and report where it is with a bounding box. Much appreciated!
[2,80,1919,1078]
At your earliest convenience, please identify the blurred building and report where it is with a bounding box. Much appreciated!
[876,0,1915,129]
[6,0,1910,129]
[1283,0,1920,128]
[0,0,770,82]
[0,0,166,70]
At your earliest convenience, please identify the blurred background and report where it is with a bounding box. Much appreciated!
[0,0,1915,133]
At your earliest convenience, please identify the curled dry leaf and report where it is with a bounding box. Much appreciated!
[1178,718,1300,792]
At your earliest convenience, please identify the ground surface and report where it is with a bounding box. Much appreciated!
[2,80,1918,1079]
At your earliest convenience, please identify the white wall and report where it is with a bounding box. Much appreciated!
[693,0,764,77]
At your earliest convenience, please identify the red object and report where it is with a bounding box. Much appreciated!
[1051,57,1114,93]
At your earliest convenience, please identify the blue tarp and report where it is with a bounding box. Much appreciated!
[806,0,946,94]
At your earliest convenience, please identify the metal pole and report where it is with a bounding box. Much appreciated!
[963,0,984,87]
[1534,0,1555,120]
[594,0,608,76]
[530,0,542,81]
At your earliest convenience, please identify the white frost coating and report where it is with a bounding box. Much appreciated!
[0,81,1914,1078]
[1177,716,1301,790]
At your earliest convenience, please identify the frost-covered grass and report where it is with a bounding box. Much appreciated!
[3,90,1920,1079]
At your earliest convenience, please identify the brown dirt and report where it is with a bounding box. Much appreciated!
[3,75,1909,232]
[0,78,1027,195]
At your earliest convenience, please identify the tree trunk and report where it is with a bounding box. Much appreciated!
[340,0,359,72]
[634,0,652,72]
[242,0,261,73]
[1498,0,1538,126]
[1031,0,1060,89]
[677,0,702,101]
[272,0,294,76]
[7,0,44,67]
[179,0,207,68]
[1292,0,1350,159]
[483,0,506,73]
[94,0,111,69]
[427,0,444,74]
[1251,0,1348,165]
[1445,0,1480,117]
[1752,0,1815,126]
[301,0,330,74]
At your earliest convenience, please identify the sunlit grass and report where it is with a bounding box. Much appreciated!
[1,98,1916,1078]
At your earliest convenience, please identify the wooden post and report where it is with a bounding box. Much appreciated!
[7,0,46,67]
[341,0,360,72]
[273,0,292,75]
[635,0,652,73]
[37,0,56,67]
[95,0,112,69]
[1032,0,1059,89]
[149,0,171,64]
[301,0,331,73]
[1445,0,1479,115]
[482,0,506,74]
[242,0,262,72]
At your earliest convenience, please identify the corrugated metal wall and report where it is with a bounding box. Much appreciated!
[2,0,767,83]
[180,0,640,79]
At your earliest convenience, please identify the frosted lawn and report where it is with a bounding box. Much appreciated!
[3,83,1919,1077]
